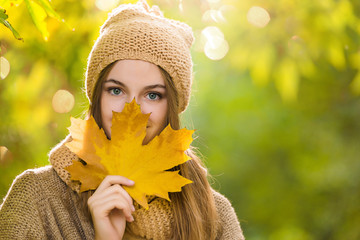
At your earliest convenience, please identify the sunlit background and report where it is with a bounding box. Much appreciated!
[1,0,360,239]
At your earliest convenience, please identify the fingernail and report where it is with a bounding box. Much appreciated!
[130,215,134,222]
[131,205,135,212]
[129,180,135,185]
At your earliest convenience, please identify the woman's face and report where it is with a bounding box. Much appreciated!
[100,60,168,144]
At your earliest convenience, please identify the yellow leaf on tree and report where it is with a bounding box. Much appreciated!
[65,99,193,209]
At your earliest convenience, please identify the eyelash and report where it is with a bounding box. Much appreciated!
[146,92,162,100]
[106,87,163,100]
[106,87,123,96]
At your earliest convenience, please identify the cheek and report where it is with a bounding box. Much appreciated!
[101,96,126,117]
[100,95,118,130]
[149,102,168,127]
[100,97,111,121]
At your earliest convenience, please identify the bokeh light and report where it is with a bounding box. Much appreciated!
[0,146,12,164]
[193,30,208,53]
[202,9,226,23]
[95,0,120,11]
[207,0,221,3]
[179,0,183,12]
[247,6,271,28]
[0,56,10,79]
[204,40,229,61]
[202,26,229,60]
[52,89,75,113]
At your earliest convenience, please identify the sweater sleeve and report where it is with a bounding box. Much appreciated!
[213,190,245,240]
[0,170,46,239]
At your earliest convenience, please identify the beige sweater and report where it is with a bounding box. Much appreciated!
[0,140,244,239]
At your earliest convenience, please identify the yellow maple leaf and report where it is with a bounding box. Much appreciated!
[65,99,193,209]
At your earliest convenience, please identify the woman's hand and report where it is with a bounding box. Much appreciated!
[88,176,135,240]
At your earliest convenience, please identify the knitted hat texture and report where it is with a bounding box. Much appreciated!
[86,0,194,112]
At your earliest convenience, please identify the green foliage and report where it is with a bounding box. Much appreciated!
[221,0,360,101]
[0,7,22,40]
[1,0,67,41]
[1,0,360,239]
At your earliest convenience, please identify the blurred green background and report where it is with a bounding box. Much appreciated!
[1,0,360,239]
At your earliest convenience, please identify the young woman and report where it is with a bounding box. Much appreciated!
[0,1,244,239]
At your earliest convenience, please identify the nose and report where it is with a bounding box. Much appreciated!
[126,96,137,103]
[126,96,146,114]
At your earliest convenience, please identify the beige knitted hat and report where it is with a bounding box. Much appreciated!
[85,0,194,112]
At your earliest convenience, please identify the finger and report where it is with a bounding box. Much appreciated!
[88,185,135,216]
[96,175,135,192]
[90,184,134,212]
[90,195,134,222]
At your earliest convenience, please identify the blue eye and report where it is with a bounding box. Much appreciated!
[110,88,122,95]
[147,92,160,100]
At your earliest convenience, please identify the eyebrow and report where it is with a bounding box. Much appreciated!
[104,79,166,90]
[103,79,125,87]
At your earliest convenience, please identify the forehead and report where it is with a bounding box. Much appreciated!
[106,60,165,86]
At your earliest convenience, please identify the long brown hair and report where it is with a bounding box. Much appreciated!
[88,61,219,239]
